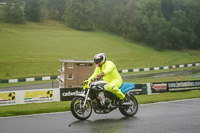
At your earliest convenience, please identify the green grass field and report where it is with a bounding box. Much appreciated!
[0,20,200,79]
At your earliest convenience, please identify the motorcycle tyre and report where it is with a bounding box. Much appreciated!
[71,97,92,120]
[118,95,138,117]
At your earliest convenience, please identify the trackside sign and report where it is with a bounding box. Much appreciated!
[24,90,53,103]
[60,87,82,101]
[0,88,60,106]
[0,92,16,106]
[151,80,200,93]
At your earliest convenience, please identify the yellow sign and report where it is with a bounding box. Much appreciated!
[0,92,15,101]
[24,90,53,98]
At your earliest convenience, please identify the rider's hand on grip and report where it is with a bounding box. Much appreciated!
[97,72,104,79]
[83,79,90,90]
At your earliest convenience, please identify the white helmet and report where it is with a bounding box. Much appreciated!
[94,53,106,67]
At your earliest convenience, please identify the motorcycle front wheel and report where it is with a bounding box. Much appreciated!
[71,97,92,120]
[119,95,138,117]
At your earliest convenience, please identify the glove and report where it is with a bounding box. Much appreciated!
[97,72,104,79]
[83,79,90,89]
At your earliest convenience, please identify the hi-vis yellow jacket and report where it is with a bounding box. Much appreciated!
[89,60,122,83]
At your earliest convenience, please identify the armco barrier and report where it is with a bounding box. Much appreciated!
[60,84,147,101]
[0,84,147,106]
[0,75,59,84]
[118,62,200,73]
[0,62,199,83]
[134,84,148,95]
[1,80,199,106]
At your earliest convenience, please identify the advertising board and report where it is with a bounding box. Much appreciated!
[0,91,16,106]
[0,88,60,106]
[60,87,82,101]
[60,85,143,101]
[151,80,200,93]
[24,90,53,103]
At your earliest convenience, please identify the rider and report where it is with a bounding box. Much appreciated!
[83,53,125,105]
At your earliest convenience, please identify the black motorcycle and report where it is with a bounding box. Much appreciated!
[71,78,138,120]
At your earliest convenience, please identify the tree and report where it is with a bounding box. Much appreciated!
[194,20,200,49]
[118,0,142,41]
[95,0,116,30]
[47,0,67,20]
[24,0,41,22]
[64,0,95,30]
[1,0,25,24]
[135,0,169,50]
[161,0,200,49]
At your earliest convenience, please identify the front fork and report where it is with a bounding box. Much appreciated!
[82,89,90,108]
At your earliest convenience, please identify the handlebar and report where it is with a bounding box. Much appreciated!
[81,78,103,88]
[91,78,103,82]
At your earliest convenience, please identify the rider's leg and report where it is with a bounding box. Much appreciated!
[107,80,125,99]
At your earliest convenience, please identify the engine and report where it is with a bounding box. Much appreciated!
[92,91,117,114]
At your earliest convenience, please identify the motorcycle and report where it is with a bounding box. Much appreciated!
[71,78,138,120]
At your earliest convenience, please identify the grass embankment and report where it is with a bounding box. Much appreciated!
[0,90,200,117]
[0,20,200,79]
[125,69,200,83]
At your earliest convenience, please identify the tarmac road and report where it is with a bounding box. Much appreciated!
[1,98,200,133]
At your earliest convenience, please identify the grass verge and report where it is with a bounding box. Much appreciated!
[0,90,200,117]
[135,90,200,104]
[0,101,70,117]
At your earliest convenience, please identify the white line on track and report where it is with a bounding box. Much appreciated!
[0,111,67,120]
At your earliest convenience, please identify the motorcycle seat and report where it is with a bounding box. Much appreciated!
[120,83,135,93]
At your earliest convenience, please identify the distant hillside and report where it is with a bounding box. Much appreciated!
[0,20,200,79]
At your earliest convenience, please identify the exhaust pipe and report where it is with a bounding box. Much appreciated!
[122,102,132,106]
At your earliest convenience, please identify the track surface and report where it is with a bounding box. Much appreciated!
[1,98,200,133]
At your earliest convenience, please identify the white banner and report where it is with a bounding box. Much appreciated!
[0,88,60,106]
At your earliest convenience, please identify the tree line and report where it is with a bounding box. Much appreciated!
[0,0,199,50]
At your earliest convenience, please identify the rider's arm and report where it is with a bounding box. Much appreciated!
[89,67,100,80]
[83,67,100,89]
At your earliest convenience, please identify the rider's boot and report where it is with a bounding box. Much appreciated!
[119,98,125,105]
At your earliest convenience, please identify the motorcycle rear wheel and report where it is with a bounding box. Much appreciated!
[71,97,92,120]
[118,95,138,117]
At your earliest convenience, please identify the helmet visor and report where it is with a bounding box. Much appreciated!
[94,58,102,64]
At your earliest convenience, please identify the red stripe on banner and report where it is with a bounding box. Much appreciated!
[40,97,47,99]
